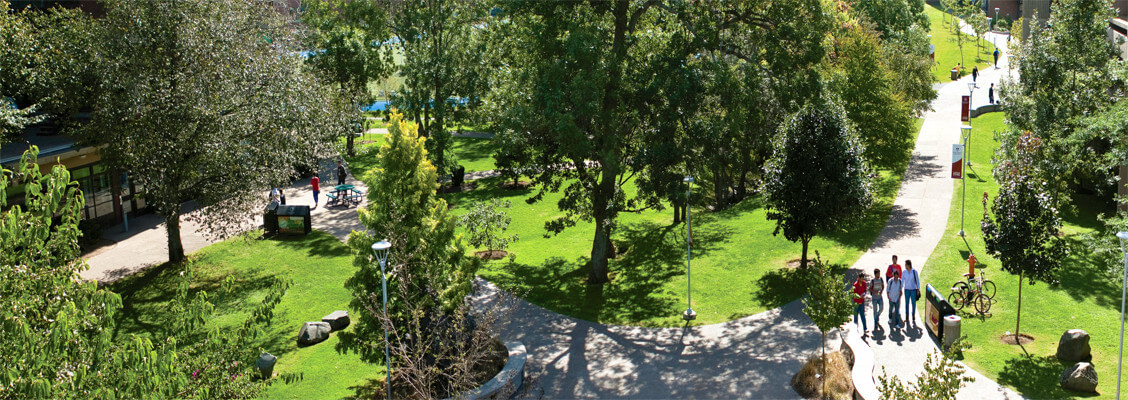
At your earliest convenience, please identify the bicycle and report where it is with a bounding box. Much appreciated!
[948,266,996,314]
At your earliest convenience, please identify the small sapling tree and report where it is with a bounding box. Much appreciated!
[459,199,518,258]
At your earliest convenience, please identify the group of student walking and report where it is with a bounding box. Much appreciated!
[850,255,921,336]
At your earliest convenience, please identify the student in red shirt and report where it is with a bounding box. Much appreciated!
[885,254,902,283]
[852,273,868,334]
[311,175,321,208]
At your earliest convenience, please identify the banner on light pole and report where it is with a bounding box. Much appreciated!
[952,144,964,179]
[961,96,970,122]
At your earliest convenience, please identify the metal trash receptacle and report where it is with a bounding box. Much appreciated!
[275,205,311,235]
[264,203,279,234]
[943,315,962,349]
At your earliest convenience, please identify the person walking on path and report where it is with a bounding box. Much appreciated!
[336,160,348,186]
[989,83,995,104]
[869,268,885,331]
[311,175,321,208]
[902,260,920,327]
[885,255,902,283]
[887,270,904,329]
[972,66,979,85]
[852,273,869,334]
[994,48,1000,68]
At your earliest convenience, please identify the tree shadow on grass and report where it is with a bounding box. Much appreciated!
[271,230,352,258]
[1052,235,1124,311]
[451,137,493,172]
[997,354,1099,399]
[750,262,850,310]
[440,176,533,209]
[485,220,729,326]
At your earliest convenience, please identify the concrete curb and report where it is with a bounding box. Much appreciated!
[841,329,880,400]
[448,341,526,400]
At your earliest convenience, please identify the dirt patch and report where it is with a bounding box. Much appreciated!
[792,350,853,400]
[785,258,805,269]
[1000,333,1035,345]
[475,250,509,260]
[500,181,532,190]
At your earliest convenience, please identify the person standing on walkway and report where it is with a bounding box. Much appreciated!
[902,260,920,327]
[885,255,902,283]
[311,175,321,208]
[994,48,1000,68]
[869,268,885,331]
[887,270,904,329]
[853,273,868,334]
[972,66,979,85]
[336,160,348,186]
[988,83,995,104]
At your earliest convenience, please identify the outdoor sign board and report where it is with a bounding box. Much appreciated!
[924,284,955,339]
[961,95,970,122]
[952,144,963,179]
[278,216,306,234]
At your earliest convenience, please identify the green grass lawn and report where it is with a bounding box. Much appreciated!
[928,5,999,82]
[345,134,496,178]
[921,112,1120,398]
[109,231,383,399]
[442,150,914,326]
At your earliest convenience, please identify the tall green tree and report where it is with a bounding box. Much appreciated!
[829,25,916,170]
[1002,0,1121,198]
[981,133,1067,343]
[86,0,350,263]
[387,0,490,174]
[0,148,285,398]
[492,0,830,284]
[763,98,873,268]
[0,1,96,140]
[342,111,478,364]
[302,0,395,157]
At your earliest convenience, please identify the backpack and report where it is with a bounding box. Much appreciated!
[869,278,884,297]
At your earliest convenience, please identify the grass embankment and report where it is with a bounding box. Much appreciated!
[441,117,921,327]
[927,5,999,83]
[921,112,1119,398]
[109,231,382,399]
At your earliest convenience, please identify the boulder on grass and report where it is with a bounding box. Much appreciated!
[297,322,331,346]
[1060,362,1098,393]
[1056,329,1092,362]
[322,310,350,331]
[255,352,277,380]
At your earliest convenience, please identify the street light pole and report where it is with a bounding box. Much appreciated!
[371,240,392,400]
[1116,231,1128,400]
[682,176,696,321]
[967,83,976,167]
[959,125,972,237]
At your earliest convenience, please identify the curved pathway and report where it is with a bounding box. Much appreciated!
[854,29,1021,399]
[82,30,1022,400]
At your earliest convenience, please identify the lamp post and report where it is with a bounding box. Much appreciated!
[371,240,392,400]
[959,125,972,237]
[995,8,1000,27]
[682,176,696,321]
[967,82,976,167]
[1116,231,1128,400]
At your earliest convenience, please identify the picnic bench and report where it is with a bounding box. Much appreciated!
[327,184,364,207]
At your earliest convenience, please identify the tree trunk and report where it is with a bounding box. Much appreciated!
[346,131,356,157]
[673,203,681,224]
[1015,271,1023,340]
[820,330,827,397]
[166,212,184,264]
[800,236,811,268]
[589,219,611,285]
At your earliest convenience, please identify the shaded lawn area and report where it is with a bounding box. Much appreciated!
[927,5,999,82]
[109,231,382,400]
[442,151,910,327]
[345,135,496,178]
[921,112,1118,398]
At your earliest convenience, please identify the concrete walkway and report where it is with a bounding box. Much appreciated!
[852,29,1021,399]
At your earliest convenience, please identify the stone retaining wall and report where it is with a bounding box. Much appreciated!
[841,331,880,400]
[446,341,526,400]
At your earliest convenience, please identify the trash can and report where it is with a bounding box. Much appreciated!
[924,284,956,339]
[275,205,311,235]
[951,68,959,81]
[264,203,279,235]
[943,315,962,349]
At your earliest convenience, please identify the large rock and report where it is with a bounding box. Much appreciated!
[255,352,277,380]
[1056,329,1092,362]
[1060,362,1098,393]
[297,322,331,346]
[322,310,350,331]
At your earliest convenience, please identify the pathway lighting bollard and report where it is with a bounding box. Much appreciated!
[683,176,696,321]
[372,240,392,400]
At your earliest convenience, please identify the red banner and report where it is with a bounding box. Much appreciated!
[961,96,970,122]
[952,144,964,179]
